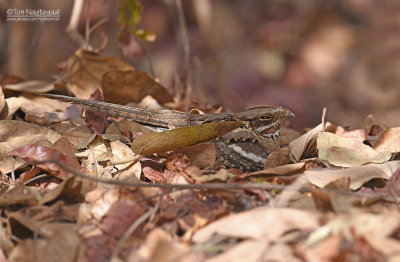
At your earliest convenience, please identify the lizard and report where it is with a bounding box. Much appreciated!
[40,93,294,171]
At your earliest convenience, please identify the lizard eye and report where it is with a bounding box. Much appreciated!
[259,116,271,120]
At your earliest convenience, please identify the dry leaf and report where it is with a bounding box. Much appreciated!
[101,70,174,105]
[7,144,75,180]
[61,49,133,98]
[264,147,291,168]
[192,207,320,242]
[289,122,334,162]
[1,80,54,93]
[131,121,242,154]
[53,123,96,149]
[305,161,400,189]
[317,132,391,167]
[250,162,305,177]
[374,127,400,153]
[0,120,61,157]
[138,228,190,262]
[335,126,368,142]
[84,89,107,134]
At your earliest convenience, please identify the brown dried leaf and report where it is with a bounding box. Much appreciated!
[100,199,145,238]
[264,147,291,168]
[305,161,400,189]
[289,122,335,162]
[142,166,166,183]
[53,123,96,149]
[374,127,400,153]
[131,121,242,154]
[54,137,80,169]
[8,223,84,262]
[250,162,305,177]
[0,184,40,206]
[61,49,133,98]
[85,89,106,134]
[101,70,174,105]
[0,120,61,158]
[317,132,391,167]
[7,144,74,180]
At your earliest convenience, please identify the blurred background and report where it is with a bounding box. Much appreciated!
[1,0,400,129]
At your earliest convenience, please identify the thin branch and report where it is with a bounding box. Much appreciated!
[111,209,153,261]
[33,156,400,204]
[175,0,193,111]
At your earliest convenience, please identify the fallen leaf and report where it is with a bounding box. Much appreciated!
[8,223,84,262]
[374,127,400,153]
[317,132,391,167]
[192,207,320,242]
[0,184,41,206]
[2,80,54,93]
[264,147,291,168]
[7,144,74,180]
[85,89,107,134]
[101,70,174,105]
[53,123,96,149]
[131,121,242,154]
[305,161,400,189]
[138,228,190,262]
[250,162,305,177]
[61,49,133,98]
[289,122,335,162]
[335,126,368,142]
[0,120,61,157]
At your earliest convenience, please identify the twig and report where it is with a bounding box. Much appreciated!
[175,0,193,111]
[66,0,87,48]
[321,107,327,132]
[32,156,400,204]
[23,174,49,186]
[11,157,16,183]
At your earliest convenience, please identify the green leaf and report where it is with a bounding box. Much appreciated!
[131,121,242,154]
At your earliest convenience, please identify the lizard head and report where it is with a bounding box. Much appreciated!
[236,107,295,139]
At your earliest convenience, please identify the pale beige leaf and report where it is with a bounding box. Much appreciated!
[2,80,54,93]
[317,132,390,167]
[109,141,141,179]
[138,228,190,262]
[374,127,400,153]
[305,161,400,189]
[192,207,320,243]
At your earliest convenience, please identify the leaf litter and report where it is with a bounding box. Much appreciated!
[3,61,400,262]
[2,9,400,262]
